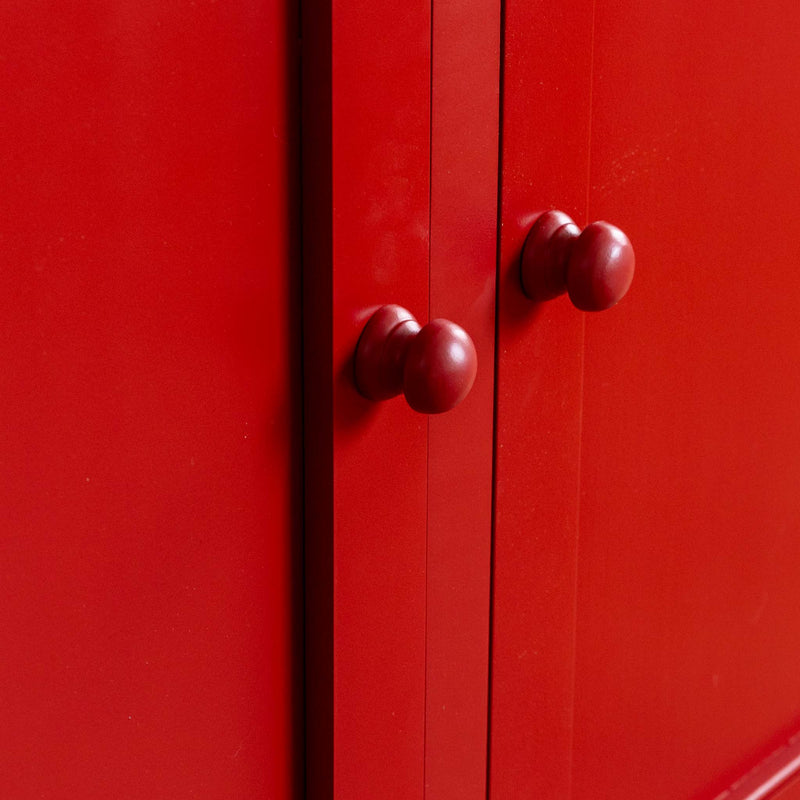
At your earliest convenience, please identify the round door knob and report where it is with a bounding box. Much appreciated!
[520,210,635,311]
[354,304,477,414]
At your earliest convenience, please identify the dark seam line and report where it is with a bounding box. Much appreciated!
[423,0,434,795]
[485,0,506,795]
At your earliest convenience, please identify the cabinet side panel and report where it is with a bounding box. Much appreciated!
[0,1,302,797]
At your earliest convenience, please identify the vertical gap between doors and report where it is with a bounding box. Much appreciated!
[423,0,434,792]
[485,0,507,795]
[293,0,307,793]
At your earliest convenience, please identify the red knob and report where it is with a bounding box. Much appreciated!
[354,305,477,414]
[520,210,635,311]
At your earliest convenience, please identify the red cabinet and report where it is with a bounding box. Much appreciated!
[6,0,800,797]
[305,0,800,799]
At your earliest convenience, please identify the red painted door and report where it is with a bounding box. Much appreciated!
[491,1,800,798]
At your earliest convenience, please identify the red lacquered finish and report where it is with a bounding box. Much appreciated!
[354,305,477,414]
[770,776,800,800]
[0,1,302,797]
[520,210,635,310]
[493,0,800,798]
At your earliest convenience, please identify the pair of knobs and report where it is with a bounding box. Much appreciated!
[355,211,635,414]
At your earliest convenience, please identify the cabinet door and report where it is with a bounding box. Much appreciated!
[492,1,800,798]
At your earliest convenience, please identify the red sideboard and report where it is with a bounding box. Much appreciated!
[5,1,800,798]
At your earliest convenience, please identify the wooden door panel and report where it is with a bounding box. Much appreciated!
[573,2,800,797]
[492,1,800,798]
